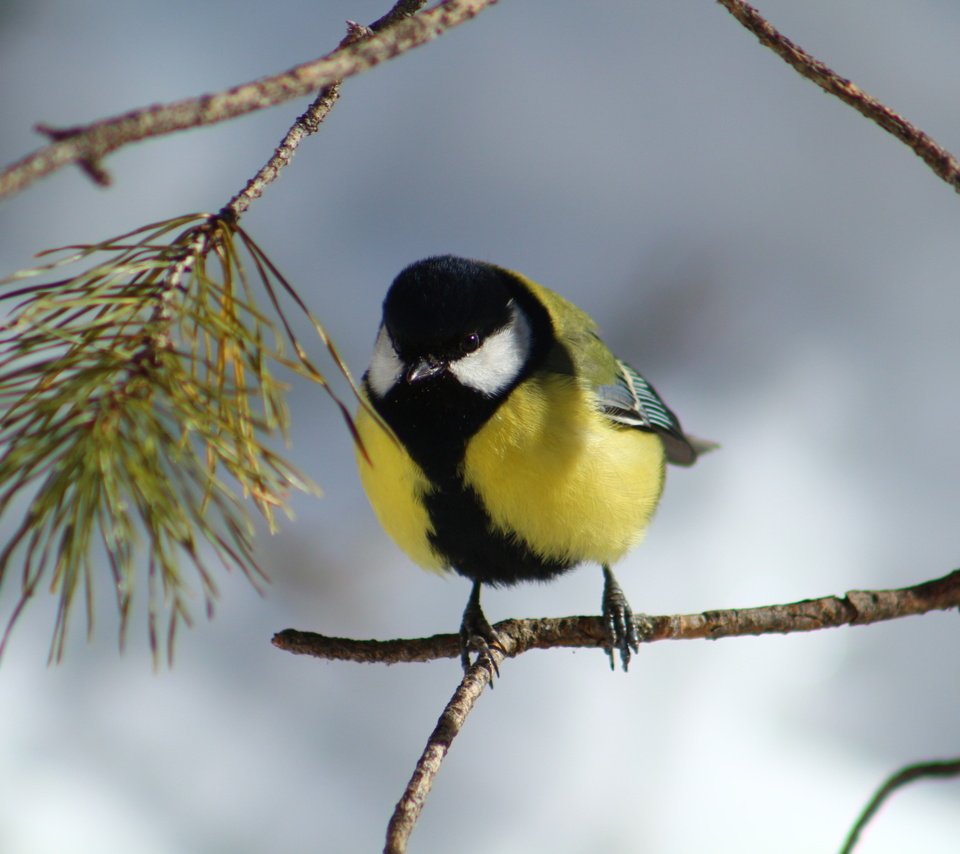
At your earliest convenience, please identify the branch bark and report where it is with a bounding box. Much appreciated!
[221,3,428,219]
[384,655,502,854]
[716,0,960,192]
[274,570,960,853]
[0,0,498,201]
[272,568,960,665]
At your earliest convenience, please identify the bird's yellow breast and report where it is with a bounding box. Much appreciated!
[463,374,666,566]
[354,400,445,571]
[355,376,667,574]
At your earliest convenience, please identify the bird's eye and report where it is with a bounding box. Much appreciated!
[462,332,481,354]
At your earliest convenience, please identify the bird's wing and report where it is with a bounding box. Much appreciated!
[516,278,716,467]
[595,360,713,467]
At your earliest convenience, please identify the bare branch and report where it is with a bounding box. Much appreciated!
[716,0,960,192]
[841,758,960,853]
[275,570,960,850]
[272,568,960,664]
[222,1,429,219]
[0,0,497,201]
[384,656,502,854]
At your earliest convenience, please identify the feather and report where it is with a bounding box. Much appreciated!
[596,361,714,467]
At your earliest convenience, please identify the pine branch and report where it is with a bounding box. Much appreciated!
[0,216,345,662]
[0,0,442,661]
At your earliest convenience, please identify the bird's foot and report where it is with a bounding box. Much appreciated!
[601,566,647,672]
[459,582,503,681]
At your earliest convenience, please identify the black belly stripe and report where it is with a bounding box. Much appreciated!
[366,373,578,586]
[424,480,576,587]
[365,291,579,587]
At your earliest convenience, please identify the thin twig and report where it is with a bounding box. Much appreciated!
[0,0,498,201]
[716,0,960,192]
[272,568,960,664]
[840,758,960,853]
[384,652,505,854]
[222,2,429,219]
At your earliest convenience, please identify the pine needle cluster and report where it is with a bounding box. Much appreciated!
[0,213,355,662]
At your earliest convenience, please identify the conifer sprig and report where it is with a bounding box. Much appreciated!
[0,213,355,662]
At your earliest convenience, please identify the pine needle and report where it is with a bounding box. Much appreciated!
[0,213,356,663]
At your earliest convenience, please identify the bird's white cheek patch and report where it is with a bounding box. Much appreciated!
[366,326,403,399]
[449,305,531,396]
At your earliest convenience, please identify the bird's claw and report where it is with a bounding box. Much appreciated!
[460,629,503,681]
[602,566,646,672]
[460,582,503,681]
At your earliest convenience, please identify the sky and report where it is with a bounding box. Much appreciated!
[1,1,959,852]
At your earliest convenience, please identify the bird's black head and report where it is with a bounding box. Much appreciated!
[369,256,554,397]
[384,256,516,367]
[363,256,555,479]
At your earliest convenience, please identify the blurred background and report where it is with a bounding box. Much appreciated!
[1,1,959,851]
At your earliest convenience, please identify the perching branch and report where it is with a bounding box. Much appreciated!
[0,0,498,201]
[274,569,960,853]
[273,568,960,664]
[716,0,960,193]
[841,758,960,854]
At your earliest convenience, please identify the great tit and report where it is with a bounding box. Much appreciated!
[355,255,711,671]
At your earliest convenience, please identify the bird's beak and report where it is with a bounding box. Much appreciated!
[405,358,445,384]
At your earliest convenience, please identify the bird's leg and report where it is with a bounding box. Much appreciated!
[601,565,647,672]
[459,580,502,678]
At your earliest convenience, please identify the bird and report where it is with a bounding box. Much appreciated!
[354,255,711,672]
